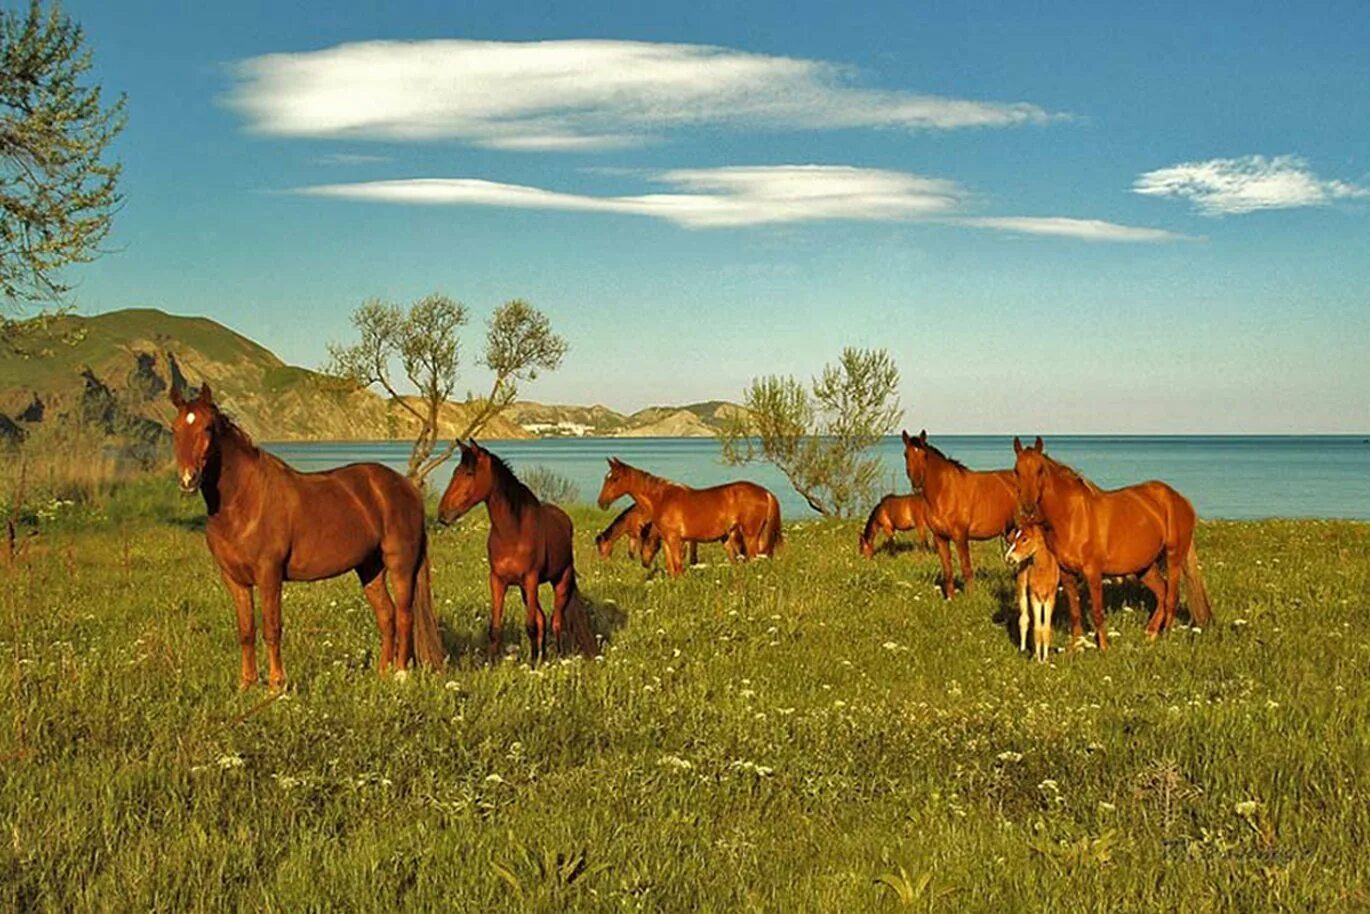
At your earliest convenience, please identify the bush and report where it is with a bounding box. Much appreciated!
[520,464,579,506]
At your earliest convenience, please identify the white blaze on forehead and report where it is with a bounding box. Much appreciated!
[185,411,196,425]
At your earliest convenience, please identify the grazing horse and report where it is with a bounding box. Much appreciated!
[438,440,597,666]
[1012,436,1213,649]
[1005,524,1061,662]
[859,493,931,557]
[901,430,1018,597]
[596,458,781,577]
[170,383,444,689]
[596,503,653,560]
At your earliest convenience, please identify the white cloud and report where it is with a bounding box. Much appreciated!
[959,216,1191,243]
[1133,155,1370,216]
[228,39,1057,150]
[298,165,964,228]
[314,153,391,165]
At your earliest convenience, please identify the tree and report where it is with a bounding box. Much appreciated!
[1,0,124,306]
[720,347,902,517]
[327,295,567,487]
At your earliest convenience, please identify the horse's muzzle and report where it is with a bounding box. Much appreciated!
[178,469,201,496]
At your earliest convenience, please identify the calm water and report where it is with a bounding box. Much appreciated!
[264,436,1370,521]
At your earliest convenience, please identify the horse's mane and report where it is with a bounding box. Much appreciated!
[213,410,265,460]
[484,449,540,513]
[919,439,968,471]
[622,461,674,490]
[1043,453,1102,494]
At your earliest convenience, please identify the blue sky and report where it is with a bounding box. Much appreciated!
[56,0,1370,432]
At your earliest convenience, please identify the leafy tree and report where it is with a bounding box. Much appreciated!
[327,295,567,487]
[1,0,124,307]
[720,347,902,517]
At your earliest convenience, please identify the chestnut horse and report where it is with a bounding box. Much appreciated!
[438,440,597,666]
[1012,436,1212,649]
[596,503,653,560]
[901,430,1018,597]
[859,493,931,557]
[170,383,444,689]
[596,458,781,576]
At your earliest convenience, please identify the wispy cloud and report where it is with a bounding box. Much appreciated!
[313,152,391,165]
[297,166,966,228]
[958,216,1193,243]
[228,39,1059,151]
[296,165,1180,241]
[1133,154,1370,216]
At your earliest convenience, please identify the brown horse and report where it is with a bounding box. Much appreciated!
[596,503,653,560]
[901,430,1018,597]
[170,383,444,689]
[1012,436,1212,649]
[438,440,596,666]
[859,493,931,557]
[596,458,781,576]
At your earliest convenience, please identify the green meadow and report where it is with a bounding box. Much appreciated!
[2,483,1368,911]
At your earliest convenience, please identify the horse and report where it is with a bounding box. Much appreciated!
[858,493,931,557]
[438,440,597,666]
[169,383,444,690]
[595,503,653,560]
[1005,524,1061,662]
[596,458,781,577]
[900,430,1018,597]
[1012,436,1213,649]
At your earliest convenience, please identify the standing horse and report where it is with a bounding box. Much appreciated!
[1004,523,1061,662]
[1012,436,1213,649]
[901,430,1018,597]
[859,493,931,557]
[438,440,597,666]
[170,383,444,689]
[596,458,781,577]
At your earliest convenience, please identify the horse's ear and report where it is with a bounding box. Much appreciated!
[901,430,912,446]
[196,383,213,406]
[1013,436,1023,455]
[170,385,185,408]
[1033,435,1044,452]
[919,429,928,444]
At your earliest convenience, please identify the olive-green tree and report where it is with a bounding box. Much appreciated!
[720,347,902,517]
[327,295,567,487]
[1,0,125,307]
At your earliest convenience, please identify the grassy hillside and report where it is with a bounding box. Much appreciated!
[1,487,1366,911]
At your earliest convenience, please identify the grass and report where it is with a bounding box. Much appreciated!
[2,479,1368,911]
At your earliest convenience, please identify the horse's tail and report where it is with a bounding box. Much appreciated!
[760,491,783,555]
[565,569,600,658]
[412,549,447,670]
[1182,539,1213,626]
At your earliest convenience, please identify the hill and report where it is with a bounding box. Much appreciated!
[0,308,741,445]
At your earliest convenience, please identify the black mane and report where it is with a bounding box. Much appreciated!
[485,449,540,512]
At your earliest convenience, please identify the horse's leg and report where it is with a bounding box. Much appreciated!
[521,575,546,668]
[1061,571,1085,646]
[664,533,685,577]
[1039,591,1056,662]
[487,573,508,662]
[258,567,287,690]
[955,535,975,593]
[219,571,258,690]
[1163,545,1185,632]
[358,561,397,675]
[551,568,572,656]
[1017,568,1030,654]
[387,556,416,673]
[689,540,700,566]
[1140,564,1167,639]
[1086,569,1110,651]
[934,536,956,599]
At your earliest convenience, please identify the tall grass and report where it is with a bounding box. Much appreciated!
[1,491,1367,911]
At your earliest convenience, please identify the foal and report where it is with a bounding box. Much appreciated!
[1005,524,1061,662]
[858,493,931,557]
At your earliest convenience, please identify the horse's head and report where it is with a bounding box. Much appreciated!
[594,530,613,558]
[170,383,219,495]
[438,440,493,524]
[1012,435,1048,522]
[900,429,930,489]
[1004,522,1045,566]
[858,529,875,558]
[597,458,630,509]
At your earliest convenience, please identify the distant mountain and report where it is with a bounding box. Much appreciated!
[0,308,741,445]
